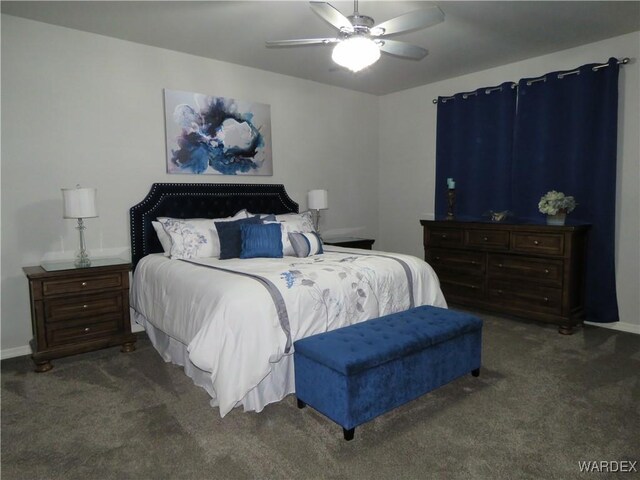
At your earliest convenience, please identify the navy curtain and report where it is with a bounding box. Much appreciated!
[435,82,517,219]
[511,58,620,323]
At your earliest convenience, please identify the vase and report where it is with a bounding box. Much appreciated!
[546,211,567,226]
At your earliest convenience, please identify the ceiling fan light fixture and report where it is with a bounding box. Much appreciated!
[331,36,380,72]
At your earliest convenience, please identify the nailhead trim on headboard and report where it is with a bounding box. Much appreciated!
[129,183,299,270]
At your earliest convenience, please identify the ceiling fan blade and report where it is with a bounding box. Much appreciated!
[310,2,353,32]
[377,40,428,60]
[372,6,444,37]
[266,38,339,47]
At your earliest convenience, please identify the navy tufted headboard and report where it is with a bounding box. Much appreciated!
[129,183,299,270]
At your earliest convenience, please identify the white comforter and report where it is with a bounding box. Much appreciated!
[131,247,446,416]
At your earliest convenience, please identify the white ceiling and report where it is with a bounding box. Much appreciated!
[2,1,639,95]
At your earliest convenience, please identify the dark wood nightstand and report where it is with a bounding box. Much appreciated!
[23,258,137,372]
[323,237,375,250]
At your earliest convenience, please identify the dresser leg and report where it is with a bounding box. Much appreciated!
[471,368,480,377]
[297,398,306,409]
[121,342,136,353]
[33,360,53,373]
[558,325,574,335]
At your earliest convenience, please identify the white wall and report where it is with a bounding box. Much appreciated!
[378,32,640,333]
[1,15,380,353]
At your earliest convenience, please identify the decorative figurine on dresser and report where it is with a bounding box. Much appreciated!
[420,219,589,334]
[23,259,136,372]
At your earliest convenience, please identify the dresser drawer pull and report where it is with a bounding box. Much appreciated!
[471,261,477,265]
[533,240,540,245]
[544,269,550,274]
[483,237,488,241]
[497,289,503,295]
[81,282,88,286]
[470,285,478,290]
[83,304,88,309]
[84,327,91,333]
[435,256,440,261]
[441,234,447,239]
[543,297,549,303]
[497,263,503,268]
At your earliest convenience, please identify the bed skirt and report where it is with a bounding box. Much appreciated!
[133,311,296,415]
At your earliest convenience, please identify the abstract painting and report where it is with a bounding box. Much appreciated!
[164,89,272,175]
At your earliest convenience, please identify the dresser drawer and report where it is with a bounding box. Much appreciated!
[439,275,485,301]
[427,249,485,274]
[427,228,464,248]
[489,281,562,314]
[465,229,510,250]
[42,273,123,296]
[488,254,563,286]
[46,316,122,346]
[44,291,124,323]
[512,233,564,256]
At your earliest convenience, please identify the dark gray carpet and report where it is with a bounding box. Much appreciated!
[2,313,639,480]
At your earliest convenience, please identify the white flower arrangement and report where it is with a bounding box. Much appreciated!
[538,190,576,215]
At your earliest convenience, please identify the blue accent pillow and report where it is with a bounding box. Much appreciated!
[240,223,283,259]
[288,232,324,257]
[215,216,262,259]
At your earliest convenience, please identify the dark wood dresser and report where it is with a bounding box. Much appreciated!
[420,220,589,334]
[23,259,136,372]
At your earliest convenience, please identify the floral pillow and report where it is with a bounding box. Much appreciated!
[275,211,316,255]
[156,218,216,259]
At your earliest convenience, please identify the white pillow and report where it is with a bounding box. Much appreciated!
[152,221,172,256]
[157,210,249,259]
[275,211,316,255]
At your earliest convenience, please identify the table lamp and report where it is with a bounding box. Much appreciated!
[308,189,328,237]
[62,185,98,267]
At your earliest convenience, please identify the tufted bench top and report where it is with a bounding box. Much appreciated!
[294,306,483,376]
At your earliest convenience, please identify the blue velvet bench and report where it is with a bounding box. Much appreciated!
[294,305,482,440]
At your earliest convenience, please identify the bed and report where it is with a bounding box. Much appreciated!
[130,183,446,416]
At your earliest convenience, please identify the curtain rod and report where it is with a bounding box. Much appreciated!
[432,57,630,104]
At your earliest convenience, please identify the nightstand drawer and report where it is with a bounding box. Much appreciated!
[488,254,563,286]
[42,273,123,296]
[512,233,564,256]
[427,249,485,274]
[46,316,121,346]
[427,228,464,247]
[465,229,510,250]
[44,291,124,323]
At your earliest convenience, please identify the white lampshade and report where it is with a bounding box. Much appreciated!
[308,189,328,210]
[62,186,98,219]
[332,37,381,72]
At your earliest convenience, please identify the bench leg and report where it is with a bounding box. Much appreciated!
[297,398,306,409]
[471,368,480,377]
[343,427,355,441]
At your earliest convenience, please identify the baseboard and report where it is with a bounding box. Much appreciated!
[585,321,640,335]
[1,345,32,360]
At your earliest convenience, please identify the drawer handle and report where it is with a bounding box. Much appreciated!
[84,327,91,333]
[83,304,88,309]
[543,297,549,303]
[497,289,503,295]
[533,240,540,246]
[441,234,447,239]
[81,282,88,287]
[498,263,503,268]
[470,285,478,290]
[544,269,550,274]
[483,236,488,241]
[471,261,477,265]
[435,256,441,261]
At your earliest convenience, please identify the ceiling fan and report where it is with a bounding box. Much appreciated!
[266,1,444,72]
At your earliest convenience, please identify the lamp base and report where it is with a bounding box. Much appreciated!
[74,253,91,268]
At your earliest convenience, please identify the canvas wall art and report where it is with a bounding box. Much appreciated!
[164,89,272,175]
